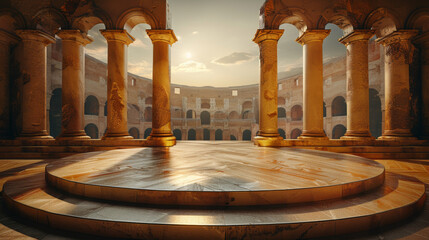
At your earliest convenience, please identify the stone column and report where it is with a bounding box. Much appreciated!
[339,30,375,140]
[56,30,92,139]
[296,30,330,140]
[16,30,55,139]
[252,29,284,141]
[146,29,177,145]
[100,30,134,139]
[0,30,19,139]
[376,30,418,140]
[413,32,429,139]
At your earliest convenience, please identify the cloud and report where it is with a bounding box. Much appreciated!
[132,38,147,48]
[128,61,152,78]
[211,52,256,65]
[173,60,210,73]
[280,57,303,72]
[192,31,199,35]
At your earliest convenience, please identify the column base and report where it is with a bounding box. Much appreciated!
[341,131,375,141]
[17,130,53,140]
[102,132,133,140]
[253,135,284,147]
[57,130,91,140]
[379,130,417,141]
[146,134,176,147]
[377,135,418,141]
[298,130,328,140]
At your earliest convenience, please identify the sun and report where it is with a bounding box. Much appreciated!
[185,52,192,59]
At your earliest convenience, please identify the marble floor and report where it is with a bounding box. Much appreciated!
[0,142,428,239]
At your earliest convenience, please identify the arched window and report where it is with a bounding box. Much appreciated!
[323,102,326,118]
[201,111,210,125]
[242,110,250,119]
[278,128,286,139]
[230,135,237,140]
[369,89,382,138]
[84,95,99,116]
[215,129,223,140]
[278,107,286,118]
[291,105,303,121]
[228,111,239,119]
[242,130,251,141]
[84,124,99,139]
[188,129,196,140]
[186,110,195,119]
[49,88,62,138]
[242,101,252,110]
[203,128,210,140]
[173,129,182,140]
[291,128,302,139]
[332,96,347,116]
[332,124,347,139]
[144,128,152,139]
[104,101,108,116]
[128,127,139,139]
[144,107,152,122]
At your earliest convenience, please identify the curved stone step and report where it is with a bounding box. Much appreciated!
[3,172,425,240]
[45,143,385,206]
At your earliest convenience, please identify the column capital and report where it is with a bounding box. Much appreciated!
[57,29,93,46]
[100,29,135,45]
[253,29,284,44]
[376,30,419,64]
[376,30,418,46]
[296,29,330,46]
[16,30,55,45]
[413,31,429,47]
[0,30,20,45]
[338,30,375,46]
[146,29,177,45]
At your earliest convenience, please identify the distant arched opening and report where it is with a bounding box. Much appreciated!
[104,101,107,116]
[128,127,139,139]
[84,95,99,116]
[332,96,347,116]
[278,128,286,139]
[188,129,196,140]
[291,105,303,121]
[186,110,195,119]
[323,102,326,118]
[230,135,236,140]
[84,124,99,139]
[291,128,302,139]
[215,129,223,140]
[144,128,152,139]
[278,107,286,118]
[201,111,210,125]
[144,107,152,122]
[49,88,62,138]
[242,130,251,141]
[173,129,182,140]
[369,89,382,138]
[332,124,347,139]
[228,111,239,119]
[203,128,210,140]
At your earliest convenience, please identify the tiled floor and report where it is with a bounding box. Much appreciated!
[0,152,428,239]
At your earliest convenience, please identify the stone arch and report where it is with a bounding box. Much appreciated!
[317,6,358,35]
[290,128,302,139]
[201,111,210,125]
[214,111,226,119]
[228,111,240,120]
[369,88,382,138]
[242,129,251,141]
[188,129,196,140]
[32,7,69,34]
[331,96,347,116]
[242,101,252,110]
[406,8,429,33]
[278,107,286,118]
[186,110,196,119]
[242,110,252,119]
[278,96,285,105]
[0,8,26,32]
[201,101,210,109]
[84,123,98,139]
[71,6,113,33]
[116,7,160,30]
[84,95,99,116]
[230,135,237,140]
[143,128,152,139]
[173,129,182,140]
[49,88,62,138]
[278,128,286,139]
[332,124,347,139]
[364,8,402,38]
[128,127,139,139]
[145,97,152,105]
[144,107,152,122]
[215,129,223,140]
[203,128,210,140]
[266,6,312,35]
[291,105,303,121]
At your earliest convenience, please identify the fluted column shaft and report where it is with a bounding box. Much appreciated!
[100,30,134,139]
[253,29,283,139]
[57,30,92,139]
[377,30,418,140]
[0,30,19,139]
[146,29,177,143]
[16,30,55,139]
[339,30,375,140]
[414,32,429,139]
[296,30,330,139]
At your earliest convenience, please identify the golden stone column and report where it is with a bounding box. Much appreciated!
[376,30,418,140]
[100,30,134,140]
[339,30,375,140]
[253,29,284,142]
[16,30,55,139]
[296,30,330,140]
[57,30,92,139]
[146,29,177,146]
[414,32,429,139]
[0,30,19,138]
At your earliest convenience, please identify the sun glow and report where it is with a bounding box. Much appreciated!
[185,52,192,59]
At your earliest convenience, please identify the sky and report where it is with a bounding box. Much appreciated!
[85,0,346,87]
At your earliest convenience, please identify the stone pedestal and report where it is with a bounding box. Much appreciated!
[253,29,284,143]
[376,30,418,140]
[146,29,177,146]
[0,30,19,139]
[414,32,429,139]
[16,30,55,139]
[296,30,330,140]
[56,30,92,140]
[339,30,375,141]
[100,30,134,140]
